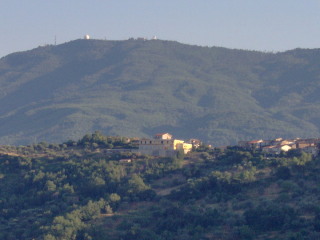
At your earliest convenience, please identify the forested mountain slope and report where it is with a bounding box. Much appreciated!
[1,39,320,145]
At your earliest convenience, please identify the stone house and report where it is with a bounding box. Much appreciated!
[138,133,192,157]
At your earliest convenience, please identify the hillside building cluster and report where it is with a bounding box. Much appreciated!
[238,138,320,156]
[137,133,199,157]
[113,132,320,159]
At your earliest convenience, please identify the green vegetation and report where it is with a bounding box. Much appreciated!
[1,40,320,145]
[1,133,320,239]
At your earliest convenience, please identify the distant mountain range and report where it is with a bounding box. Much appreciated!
[1,39,320,145]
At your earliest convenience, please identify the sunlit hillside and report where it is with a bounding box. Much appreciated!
[1,39,320,145]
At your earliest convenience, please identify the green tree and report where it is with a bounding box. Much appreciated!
[109,193,121,202]
[45,180,57,192]
[128,174,150,193]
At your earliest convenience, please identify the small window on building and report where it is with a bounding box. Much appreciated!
[161,141,163,144]
[150,141,152,144]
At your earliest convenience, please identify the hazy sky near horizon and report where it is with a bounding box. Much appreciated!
[1,0,320,57]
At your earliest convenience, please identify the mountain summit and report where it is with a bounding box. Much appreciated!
[1,39,320,145]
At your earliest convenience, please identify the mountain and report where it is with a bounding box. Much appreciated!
[1,39,320,145]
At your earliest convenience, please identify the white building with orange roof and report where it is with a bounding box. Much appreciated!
[154,133,173,140]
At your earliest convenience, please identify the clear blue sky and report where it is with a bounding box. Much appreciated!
[1,0,320,57]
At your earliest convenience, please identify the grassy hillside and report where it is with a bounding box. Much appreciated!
[0,39,320,145]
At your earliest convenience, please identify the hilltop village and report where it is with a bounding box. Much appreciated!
[237,137,320,156]
[135,133,320,158]
[134,133,320,159]
[1,132,318,160]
